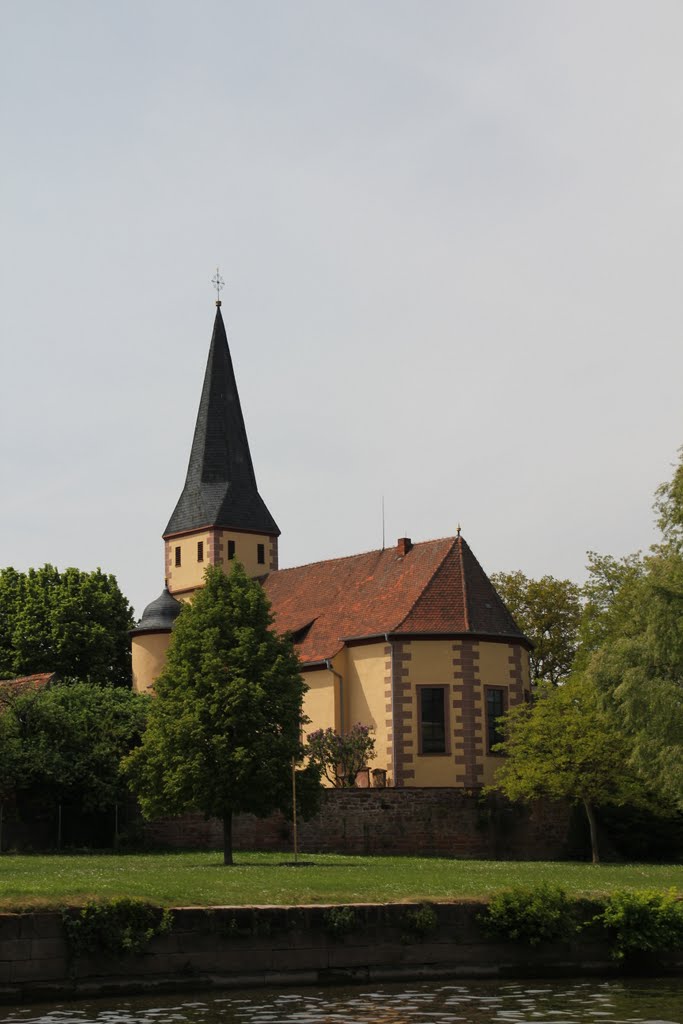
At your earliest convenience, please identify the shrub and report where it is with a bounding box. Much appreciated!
[62,898,172,959]
[323,905,357,937]
[594,888,683,961]
[401,903,438,943]
[306,724,375,787]
[482,883,579,946]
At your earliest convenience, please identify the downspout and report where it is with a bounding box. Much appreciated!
[385,634,396,786]
[325,659,345,735]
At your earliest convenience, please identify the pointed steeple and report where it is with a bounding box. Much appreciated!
[164,306,280,538]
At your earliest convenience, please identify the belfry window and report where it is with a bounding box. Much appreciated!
[197,541,204,562]
[257,543,265,565]
[228,540,236,560]
[418,686,447,755]
[174,546,181,567]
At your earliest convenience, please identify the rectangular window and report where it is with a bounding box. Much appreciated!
[486,687,507,754]
[257,543,265,565]
[197,541,204,562]
[228,540,236,560]
[174,546,181,567]
[418,686,447,755]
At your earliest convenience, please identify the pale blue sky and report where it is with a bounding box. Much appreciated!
[2,1,682,616]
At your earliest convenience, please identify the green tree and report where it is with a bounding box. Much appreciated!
[123,563,309,865]
[490,678,648,863]
[0,568,23,677]
[491,571,582,685]
[583,451,683,809]
[7,681,149,846]
[574,550,645,670]
[306,723,376,787]
[0,565,134,686]
[0,708,22,853]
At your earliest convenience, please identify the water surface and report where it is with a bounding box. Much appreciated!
[2,980,683,1024]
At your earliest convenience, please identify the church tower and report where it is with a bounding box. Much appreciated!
[131,299,280,693]
[163,300,280,596]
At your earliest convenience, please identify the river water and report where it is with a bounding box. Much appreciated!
[1,980,683,1024]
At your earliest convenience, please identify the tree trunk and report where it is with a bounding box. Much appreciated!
[0,802,3,855]
[222,811,233,865]
[583,799,600,864]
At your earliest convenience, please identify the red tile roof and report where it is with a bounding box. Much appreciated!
[263,536,526,666]
[0,672,57,701]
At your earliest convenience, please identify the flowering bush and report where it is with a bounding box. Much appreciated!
[306,723,376,787]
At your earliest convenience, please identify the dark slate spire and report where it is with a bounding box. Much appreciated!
[164,306,280,538]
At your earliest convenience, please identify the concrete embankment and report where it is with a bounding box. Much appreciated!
[0,902,679,1003]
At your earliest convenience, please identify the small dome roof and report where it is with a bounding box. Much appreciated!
[131,584,182,635]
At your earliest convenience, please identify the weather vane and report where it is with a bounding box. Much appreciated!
[211,267,225,306]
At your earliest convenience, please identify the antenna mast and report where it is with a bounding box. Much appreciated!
[381,495,385,550]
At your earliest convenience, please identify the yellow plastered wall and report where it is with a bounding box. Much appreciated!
[166,530,276,596]
[343,643,392,782]
[302,667,340,747]
[404,640,467,787]
[478,642,527,786]
[165,532,211,594]
[132,632,171,694]
[396,639,529,788]
[214,531,274,579]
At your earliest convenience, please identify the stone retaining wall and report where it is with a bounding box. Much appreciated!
[144,789,575,859]
[0,901,659,1004]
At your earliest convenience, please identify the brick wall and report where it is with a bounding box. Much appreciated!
[144,789,573,860]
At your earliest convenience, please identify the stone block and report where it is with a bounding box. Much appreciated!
[175,931,224,954]
[207,948,275,973]
[148,932,180,955]
[0,986,22,1004]
[271,945,328,971]
[20,913,64,939]
[73,955,132,978]
[0,939,31,962]
[0,916,20,941]
[398,942,457,966]
[170,908,215,930]
[133,952,197,977]
[264,968,319,988]
[10,957,67,983]
[30,938,67,960]
[327,943,396,969]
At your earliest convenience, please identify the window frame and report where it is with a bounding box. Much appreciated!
[174,546,181,567]
[485,685,508,755]
[257,542,265,565]
[227,539,236,561]
[416,684,450,757]
[197,541,204,563]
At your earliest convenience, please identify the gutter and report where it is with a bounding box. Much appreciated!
[324,659,344,734]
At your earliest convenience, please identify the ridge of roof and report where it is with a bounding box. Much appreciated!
[274,535,458,577]
[457,534,471,631]
[164,307,279,538]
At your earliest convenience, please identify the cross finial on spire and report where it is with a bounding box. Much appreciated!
[211,267,225,307]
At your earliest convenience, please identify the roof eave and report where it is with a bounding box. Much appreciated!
[337,630,533,651]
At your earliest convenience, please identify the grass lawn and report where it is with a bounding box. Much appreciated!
[0,852,682,910]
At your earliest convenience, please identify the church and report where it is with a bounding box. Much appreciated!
[131,301,531,789]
